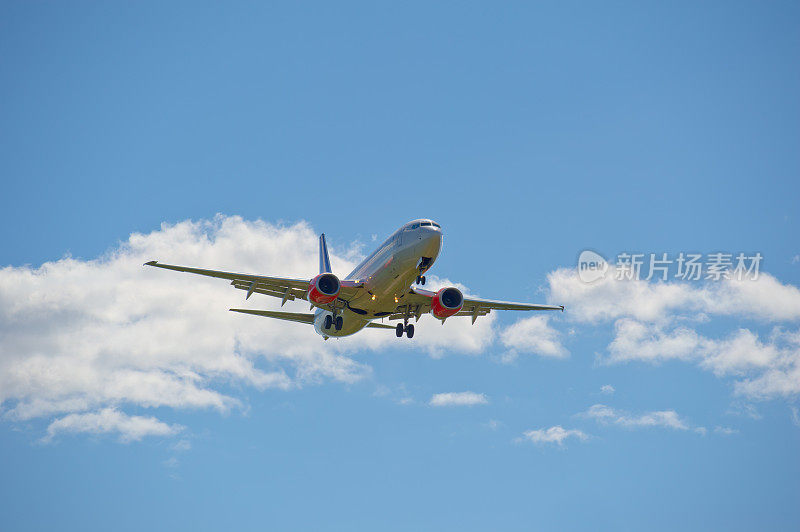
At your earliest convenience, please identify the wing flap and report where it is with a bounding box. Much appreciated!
[391,287,562,323]
[230,280,306,302]
[461,297,564,312]
[146,261,364,304]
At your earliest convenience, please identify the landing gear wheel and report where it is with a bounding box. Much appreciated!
[335,316,343,331]
[405,324,415,338]
[396,323,404,337]
[420,276,426,285]
[324,315,333,330]
[416,276,421,285]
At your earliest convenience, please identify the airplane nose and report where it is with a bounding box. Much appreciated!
[419,227,442,257]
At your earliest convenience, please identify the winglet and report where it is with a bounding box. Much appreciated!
[144,260,158,266]
[319,234,332,274]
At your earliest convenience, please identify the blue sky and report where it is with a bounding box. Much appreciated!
[1,2,799,531]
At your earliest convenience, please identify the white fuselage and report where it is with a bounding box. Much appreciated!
[312,220,442,337]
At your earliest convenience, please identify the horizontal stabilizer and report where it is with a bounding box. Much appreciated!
[230,309,315,324]
[230,308,398,331]
[365,322,396,330]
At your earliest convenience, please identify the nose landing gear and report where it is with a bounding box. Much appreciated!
[415,275,426,285]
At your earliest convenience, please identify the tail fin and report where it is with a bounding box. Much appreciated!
[319,233,332,273]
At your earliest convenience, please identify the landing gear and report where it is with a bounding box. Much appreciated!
[396,322,415,338]
[416,275,426,285]
[325,314,343,331]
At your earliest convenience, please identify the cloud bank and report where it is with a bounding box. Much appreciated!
[546,268,800,401]
[0,216,512,442]
[5,215,797,443]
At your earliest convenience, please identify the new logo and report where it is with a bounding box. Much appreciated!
[578,250,608,283]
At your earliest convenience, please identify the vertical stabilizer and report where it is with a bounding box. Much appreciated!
[319,233,332,273]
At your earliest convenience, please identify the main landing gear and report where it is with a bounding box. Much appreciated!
[415,275,426,285]
[396,322,414,338]
[324,314,343,331]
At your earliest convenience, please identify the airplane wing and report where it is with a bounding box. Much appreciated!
[229,308,396,329]
[387,287,564,324]
[145,261,362,305]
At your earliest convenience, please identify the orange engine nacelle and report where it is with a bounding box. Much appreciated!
[431,287,464,319]
[308,273,341,306]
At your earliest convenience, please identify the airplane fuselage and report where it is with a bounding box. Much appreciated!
[312,220,442,337]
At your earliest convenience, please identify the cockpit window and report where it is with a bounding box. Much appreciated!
[432,222,440,228]
[420,222,432,226]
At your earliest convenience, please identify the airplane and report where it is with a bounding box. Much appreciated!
[145,219,564,339]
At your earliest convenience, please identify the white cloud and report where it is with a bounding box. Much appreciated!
[600,384,615,395]
[545,267,800,402]
[500,315,568,361]
[701,329,785,377]
[714,426,738,435]
[43,408,182,443]
[608,319,703,364]
[549,267,800,324]
[583,404,693,431]
[549,268,698,324]
[429,391,488,407]
[607,321,800,400]
[1,216,502,441]
[518,425,588,446]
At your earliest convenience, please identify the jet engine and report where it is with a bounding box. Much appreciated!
[308,273,341,305]
[431,287,464,319]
